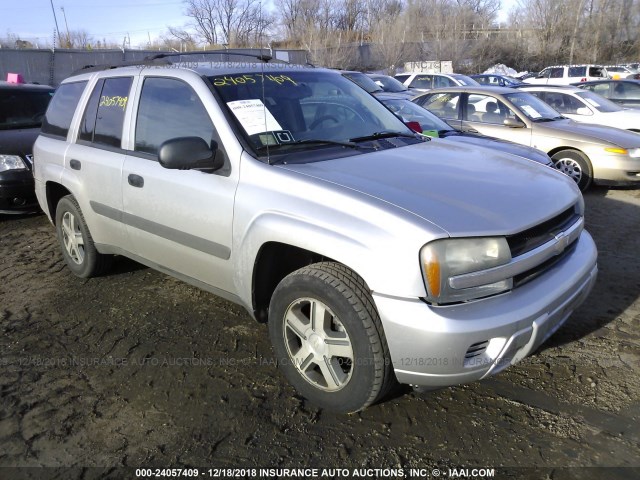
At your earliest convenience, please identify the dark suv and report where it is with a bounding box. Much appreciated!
[0,81,54,214]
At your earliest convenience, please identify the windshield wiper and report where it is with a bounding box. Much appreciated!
[533,116,563,122]
[349,131,418,142]
[256,138,373,153]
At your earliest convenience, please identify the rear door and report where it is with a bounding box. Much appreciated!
[64,75,133,249]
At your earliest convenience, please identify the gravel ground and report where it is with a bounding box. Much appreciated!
[0,186,638,479]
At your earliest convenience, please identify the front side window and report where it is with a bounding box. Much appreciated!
[41,81,87,138]
[543,92,588,115]
[549,68,564,79]
[466,94,516,123]
[135,77,215,156]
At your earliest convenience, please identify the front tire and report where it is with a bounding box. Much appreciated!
[268,262,396,413]
[55,195,112,278]
[551,149,593,191]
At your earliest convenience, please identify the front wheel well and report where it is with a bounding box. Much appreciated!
[45,182,72,224]
[252,242,334,322]
[547,146,583,159]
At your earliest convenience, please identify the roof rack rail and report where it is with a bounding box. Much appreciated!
[73,50,288,76]
[146,50,278,63]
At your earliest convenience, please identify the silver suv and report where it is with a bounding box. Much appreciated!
[34,57,598,412]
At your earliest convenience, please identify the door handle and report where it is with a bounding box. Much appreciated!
[128,174,144,188]
[69,159,81,170]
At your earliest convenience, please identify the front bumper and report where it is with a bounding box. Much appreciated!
[0,173,39,214]
[589,152,640,185]
[374,231,598,387]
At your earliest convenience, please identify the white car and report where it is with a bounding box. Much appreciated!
[520,85,640,132]
[604,65,640,79]
[523,65,608,85]
[394,72,479,92]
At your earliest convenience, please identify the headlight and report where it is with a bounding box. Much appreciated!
[420,237,512,305]
[0,155,27,172]
[627,148,640,158]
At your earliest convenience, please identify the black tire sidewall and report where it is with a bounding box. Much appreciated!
[268,271,382,413]
[552,150,592,191]
[55,196,98,278]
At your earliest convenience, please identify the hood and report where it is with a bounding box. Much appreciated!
[0,127,40,157]
[279,140,578,237]
[441,132,551,165]
[543,118,640,148]
[601,109,640,128]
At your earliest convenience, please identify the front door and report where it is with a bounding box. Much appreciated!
[122,76,239,294]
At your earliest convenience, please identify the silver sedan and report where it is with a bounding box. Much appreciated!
[413,86,640,190]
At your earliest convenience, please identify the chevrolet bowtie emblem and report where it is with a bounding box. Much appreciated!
[554,231,569,255]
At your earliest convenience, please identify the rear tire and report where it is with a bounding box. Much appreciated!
[55,195,113,278]
[551,149,592,191]
[268,262,396,413]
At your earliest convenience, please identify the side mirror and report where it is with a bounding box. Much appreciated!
[503,118,526,128]
[158,137,223,171]
[575,107,592,116]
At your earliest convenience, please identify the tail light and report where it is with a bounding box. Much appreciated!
[580,78,587,82]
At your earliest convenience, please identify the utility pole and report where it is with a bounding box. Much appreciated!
[60,6,71,48]
[49,0,62,48]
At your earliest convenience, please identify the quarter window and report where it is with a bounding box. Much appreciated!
[41,81,87,138]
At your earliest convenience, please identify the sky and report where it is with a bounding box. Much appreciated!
[1,0,519,49]
[1,0,186,47]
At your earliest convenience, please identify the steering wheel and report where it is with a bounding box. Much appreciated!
[310,115,340,130]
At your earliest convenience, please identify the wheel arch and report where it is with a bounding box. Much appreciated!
[251,242,337,323]
[45,182,72,225]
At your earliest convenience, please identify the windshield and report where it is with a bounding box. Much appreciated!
[381,98,452,133]
[451,74,480,86]
[504,92,562,121]
[209,70,415,158]
[371,75,409,93]
[0,89,54,130]
[341,72,383,93]
[576,90,623,112]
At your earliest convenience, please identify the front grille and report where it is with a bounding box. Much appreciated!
[507,207,579,257]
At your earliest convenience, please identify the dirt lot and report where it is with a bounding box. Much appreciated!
[1,186,639,479]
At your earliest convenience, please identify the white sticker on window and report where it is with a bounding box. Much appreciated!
[584,98,600,107]
[227,99,282,136]
[521,105,541,118]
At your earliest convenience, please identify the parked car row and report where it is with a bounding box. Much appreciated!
[412,85,640,190]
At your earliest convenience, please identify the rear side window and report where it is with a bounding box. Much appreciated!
[568,66,586,77]
[411,76,433,89]
[41,81,87,138]
[80,77,132,148]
